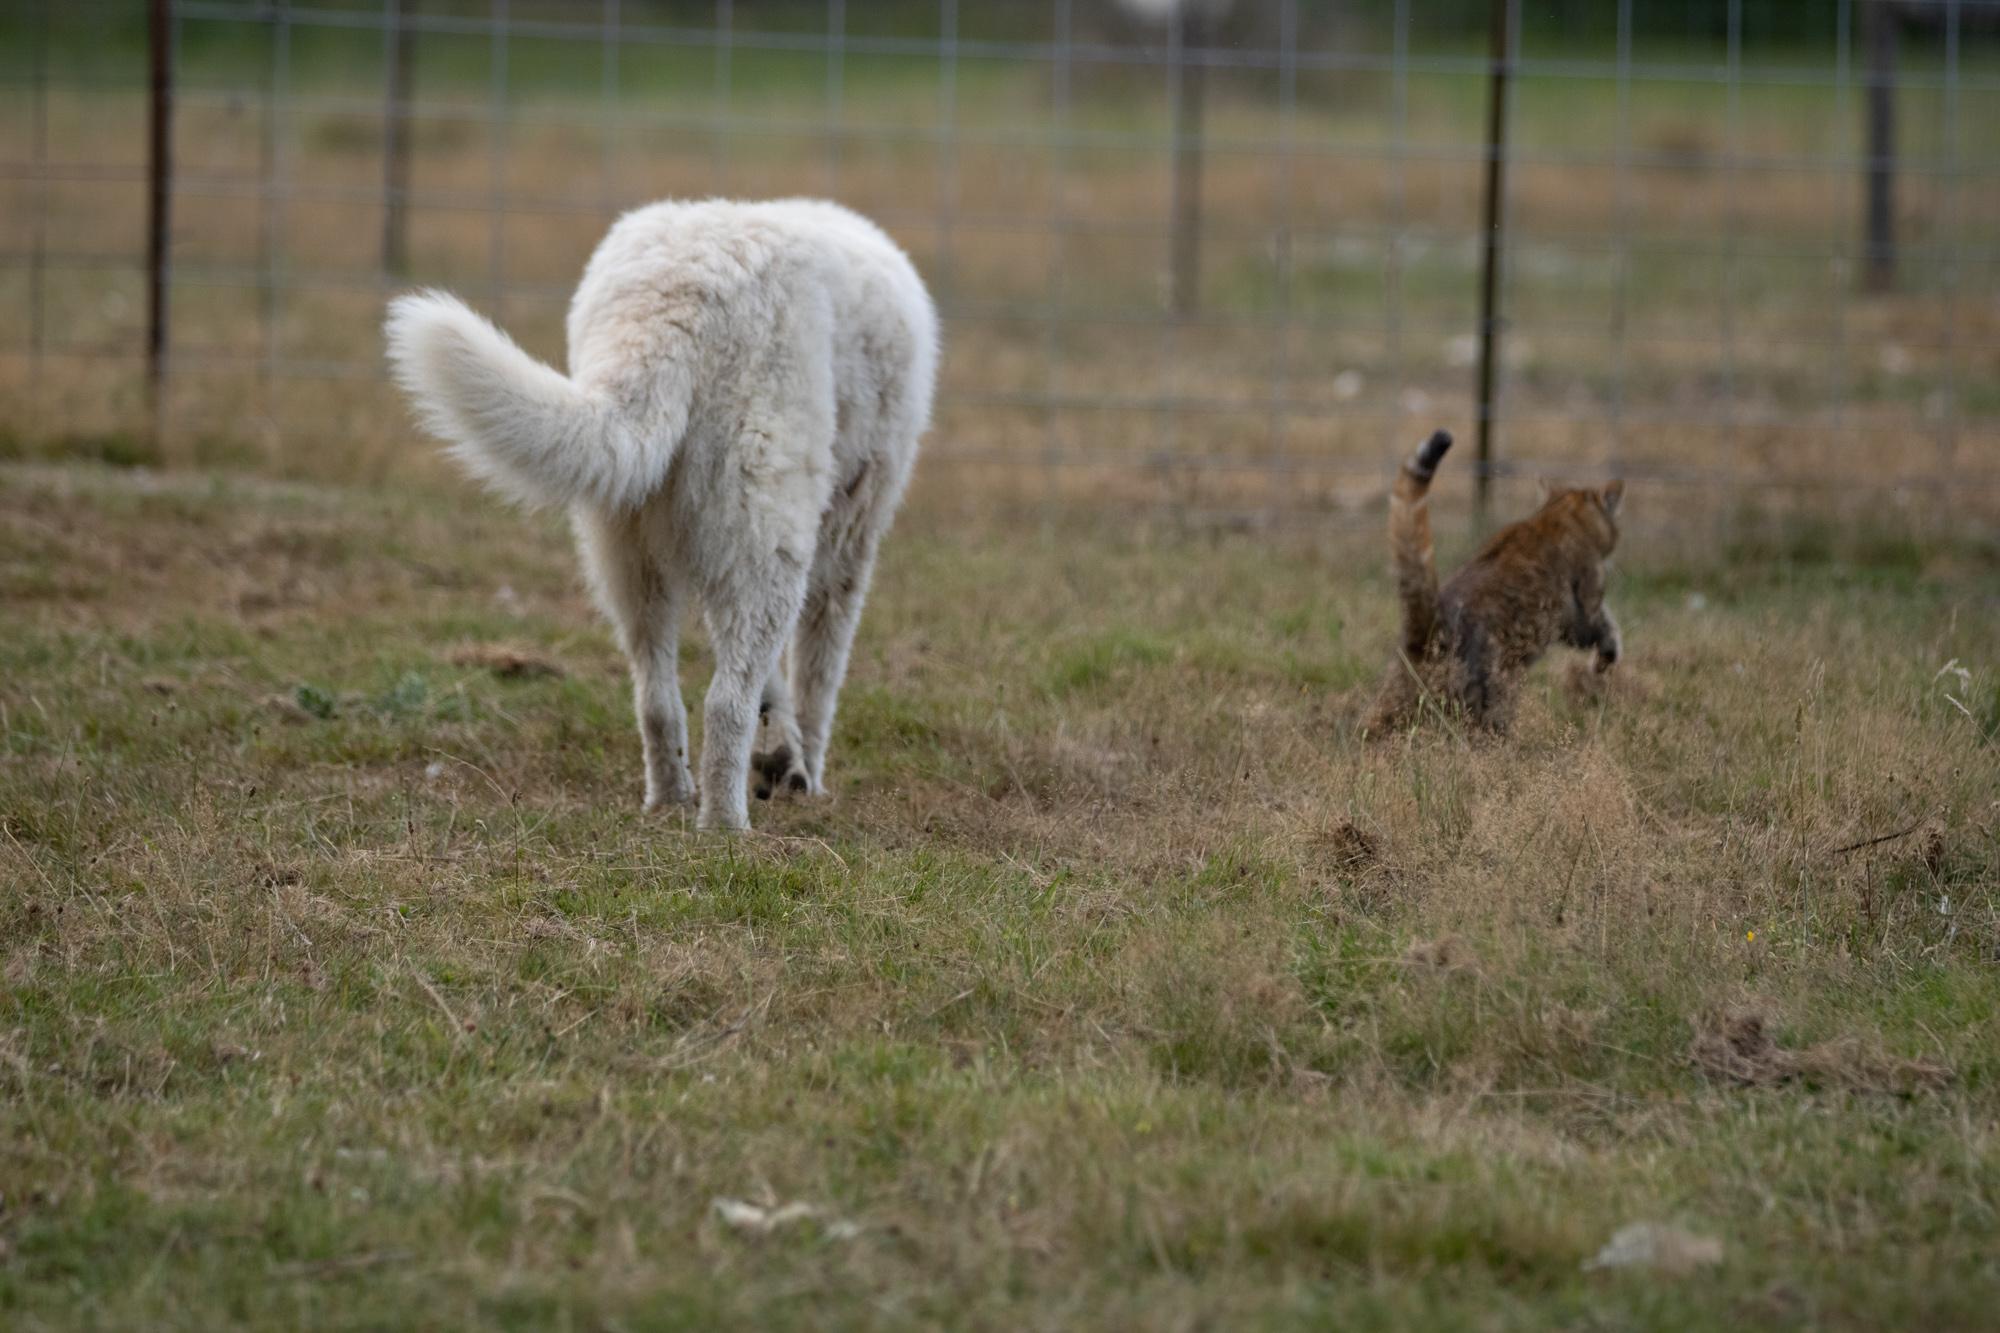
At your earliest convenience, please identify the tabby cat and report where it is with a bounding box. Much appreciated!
[1364,430,1624,734]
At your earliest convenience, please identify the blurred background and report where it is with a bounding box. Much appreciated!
[1,0,1995,538]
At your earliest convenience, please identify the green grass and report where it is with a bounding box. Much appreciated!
[1,460,1996,1328]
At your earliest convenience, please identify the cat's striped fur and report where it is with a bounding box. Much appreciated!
[1365,430,1624,734]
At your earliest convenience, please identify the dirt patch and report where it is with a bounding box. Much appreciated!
[1690,1006,1952,1095]
[449,644,567,680]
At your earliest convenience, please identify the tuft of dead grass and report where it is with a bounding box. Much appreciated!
[1319,816,1381,869]
[1690,1006,1954,1095]
[1401,934,1478,977]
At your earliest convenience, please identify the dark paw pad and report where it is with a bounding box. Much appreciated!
[753,745,799,801]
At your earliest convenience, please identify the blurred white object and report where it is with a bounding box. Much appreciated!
[712,1197,860,1241]
[1583,1222,1723,1275]
[1117,0,1234,20]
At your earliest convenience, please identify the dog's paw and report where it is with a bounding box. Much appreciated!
[752,746,818,801]
[644,774,697,812]
[695,806,748,832]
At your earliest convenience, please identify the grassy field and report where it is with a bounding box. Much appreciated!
[2,459,1997,1328]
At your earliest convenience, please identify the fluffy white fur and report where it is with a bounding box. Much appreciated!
[385,199,938,831]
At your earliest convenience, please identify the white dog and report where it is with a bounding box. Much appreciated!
[385,199,937,830]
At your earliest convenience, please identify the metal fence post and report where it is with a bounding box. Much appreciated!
[1169,3,1206,318]
[383,0,417,275]
[147,0,173,444]
[1863,0,1897,292]
[1472,0,1513,517]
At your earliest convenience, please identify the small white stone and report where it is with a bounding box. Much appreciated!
[1583,1222,1723,1275]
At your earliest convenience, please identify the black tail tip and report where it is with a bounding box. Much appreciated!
[1410,429,1453,478]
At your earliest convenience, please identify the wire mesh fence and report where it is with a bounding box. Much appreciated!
[2,0,1996,535]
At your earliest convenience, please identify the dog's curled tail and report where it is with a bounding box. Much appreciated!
[384,291,679,511]
[1389,429,1453,658]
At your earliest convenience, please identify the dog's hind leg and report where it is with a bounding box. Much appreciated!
[696,537,811,832]
[791,456,906,794]
[574,509,694,811]
[752,647,811,801]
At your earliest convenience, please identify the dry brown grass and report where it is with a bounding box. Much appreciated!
[1690,1004,1954,1093]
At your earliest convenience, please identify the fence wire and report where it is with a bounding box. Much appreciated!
[1,0,1996,532]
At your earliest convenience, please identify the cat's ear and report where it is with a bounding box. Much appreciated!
[1536,476,1556,501]
[1599,479,1625,517]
